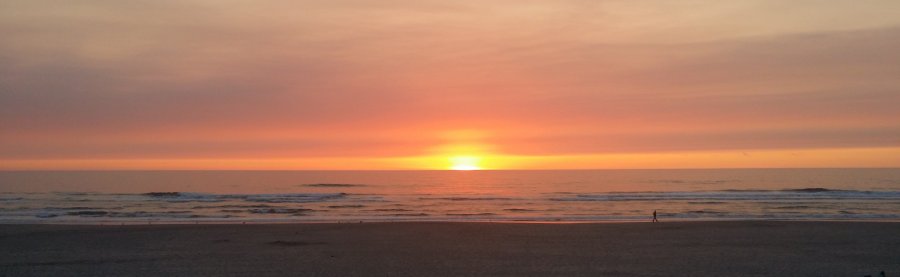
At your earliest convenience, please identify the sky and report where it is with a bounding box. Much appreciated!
[2,0,900,170]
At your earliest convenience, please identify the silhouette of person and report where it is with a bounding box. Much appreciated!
[652,210,659,222]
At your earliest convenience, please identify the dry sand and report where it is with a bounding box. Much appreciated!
[1,221,898,276]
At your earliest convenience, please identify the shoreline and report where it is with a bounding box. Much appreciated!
[2,221,898,276]
[5,217,900,226]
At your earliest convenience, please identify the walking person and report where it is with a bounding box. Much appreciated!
[652,210,659,222]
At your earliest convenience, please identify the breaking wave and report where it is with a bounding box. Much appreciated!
[144,192,347,203]
[549,189,900,202]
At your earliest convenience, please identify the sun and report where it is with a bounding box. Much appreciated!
[449,156,482,170]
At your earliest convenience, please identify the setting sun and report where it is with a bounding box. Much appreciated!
[449,156,482,170]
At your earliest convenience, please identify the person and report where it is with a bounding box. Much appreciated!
[652,210,659,222]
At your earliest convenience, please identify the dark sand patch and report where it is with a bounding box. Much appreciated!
[3,258,167,267]
[267,240,325,247]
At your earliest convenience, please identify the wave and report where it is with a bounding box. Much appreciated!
[686,210,725,214]
[300,183,366,187]
[66,211,109,217]
[191,204,276,209]
[144,192,181,197]
[239,193,346,203]
[419,197,516,201]
[773,205,812,209]
[367,208,412,212]
[45,206,121,211]
[248,208,313,214]
[503,208,538,212]
[5,185,900,223]
[446,213,496,216]
[327,205,365,209]
[142,192,347,203]
[644,179,737,185]
[58,210,223,219]
[782,188,840,193]
[549,189,900,202]
[385,213,429,217]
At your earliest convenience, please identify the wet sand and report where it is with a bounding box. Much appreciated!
[1,221,898,276]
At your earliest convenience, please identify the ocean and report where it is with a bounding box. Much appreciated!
[1,169,899,224]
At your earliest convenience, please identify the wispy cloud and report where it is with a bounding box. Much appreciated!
[1,0,899,167]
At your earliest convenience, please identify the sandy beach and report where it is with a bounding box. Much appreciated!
[1,221,898,276]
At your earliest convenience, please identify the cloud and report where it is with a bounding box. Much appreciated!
[1,0,899,162]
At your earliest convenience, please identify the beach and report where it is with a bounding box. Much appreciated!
[1,221,897,276]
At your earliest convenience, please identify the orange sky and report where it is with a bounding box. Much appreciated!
[2,1,900,170]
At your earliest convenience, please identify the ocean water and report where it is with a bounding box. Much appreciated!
[1,169,899,224]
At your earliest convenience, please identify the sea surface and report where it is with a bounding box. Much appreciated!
[1,169,899,224]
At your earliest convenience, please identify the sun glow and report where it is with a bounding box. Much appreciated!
[449,156,482,170]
